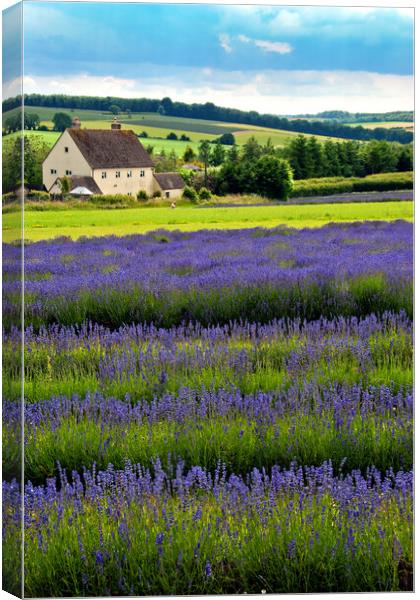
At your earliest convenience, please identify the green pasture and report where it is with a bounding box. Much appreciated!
[3,129,60,145]
[39,119,217,144]
[2,201,413,242]
[3,105,113,125]
[3,128,204,157]
[344,121,413,130]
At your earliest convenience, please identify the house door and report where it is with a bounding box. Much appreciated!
[165,191,170,198]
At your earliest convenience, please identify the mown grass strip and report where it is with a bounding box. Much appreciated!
[2,201,413,242]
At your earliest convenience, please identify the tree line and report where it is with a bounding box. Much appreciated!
[4,110,40,132]
[2,128,412,198]
[183,135,413,198]
[3,94,413,144]
[291,110,413,123]
[285,135,413,179]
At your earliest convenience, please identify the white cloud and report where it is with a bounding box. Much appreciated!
[219,33,232,53]
[15,73,138,98]
[254,40,292,54]
[19,68,413,116]
[3,77,23,99]
[221,5,413,41]
[237,35,292,54]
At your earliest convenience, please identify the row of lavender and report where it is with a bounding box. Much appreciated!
[3,220,413,329]
[3,311,412,403]
[3,461,413,596]
[2,221,413,595]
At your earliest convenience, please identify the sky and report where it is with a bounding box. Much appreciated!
[2,1,415,115]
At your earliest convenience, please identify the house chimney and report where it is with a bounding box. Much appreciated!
[72,117,81,129]
[111,117,121,130]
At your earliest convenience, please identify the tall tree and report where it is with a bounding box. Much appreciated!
[262,137,275,156]
[210,141,225,166]
[52,112,72,132]
[218,132,235,145]
[198,140,212,186]
[305,137,324,178]
[363,140,398,174]
[168,149,178,170]
[253,156,294,200]
[342,141,364,177]
[322,141,342,177]
[2,135,49,192]
[396,146,413,172]
[287,135,308,179]
[183,147,196,162]
[161,97,173,115]
[227,144,239,163]
[242,136,262,162]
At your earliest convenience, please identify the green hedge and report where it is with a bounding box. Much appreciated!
[291,172,413,198]
[86,194,139,206]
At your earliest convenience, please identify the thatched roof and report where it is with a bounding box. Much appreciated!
[154,172,185,190]
[67,128,154,169]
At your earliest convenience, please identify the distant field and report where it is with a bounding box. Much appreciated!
[3,129,204,157]
[35,119,219,144]
[4,106,347,151]
[2,105,112,124]
[344,121,413,131]
[2,201,413,242]
[233,128,324,146]
[4,130,60,145]
[124,115,237,135]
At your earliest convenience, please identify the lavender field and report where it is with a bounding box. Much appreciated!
[2,221,413,595]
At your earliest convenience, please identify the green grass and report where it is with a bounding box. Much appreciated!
[2,201,413,242]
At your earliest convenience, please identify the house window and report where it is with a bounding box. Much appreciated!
[65,170,72,175]
[116,171,121,178]
[102,172,107,179]
[128,192,132,196]
[64,147,69,153]
[140,170,145,177]
[165,191,170,198]
[50,169,57,175]
[127,170,132,178]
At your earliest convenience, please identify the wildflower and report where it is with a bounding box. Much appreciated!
[205,560,212,578]
[287,539,296,559]
[155,532,164,545]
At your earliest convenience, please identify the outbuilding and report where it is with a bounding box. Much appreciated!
[153,172,185,199]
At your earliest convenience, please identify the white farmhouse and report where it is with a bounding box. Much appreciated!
[42,118,184,199]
